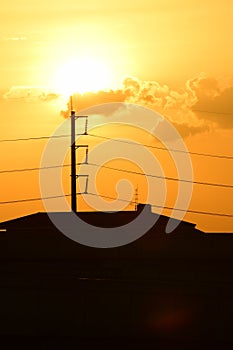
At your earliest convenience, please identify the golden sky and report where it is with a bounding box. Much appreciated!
[0,0,233,232]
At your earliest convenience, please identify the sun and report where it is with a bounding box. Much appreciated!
[53,57,113,96]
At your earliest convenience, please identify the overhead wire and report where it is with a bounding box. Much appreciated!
[0,132,232,159]
[1,110,233,218]
[1,191,232,218]
[0,161,233,189]
[88,133,233,159]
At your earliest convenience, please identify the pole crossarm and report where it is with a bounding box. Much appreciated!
[74,115,88,135]
[75,145,89,164]
[75,145,88,148]
[76,175,89,194]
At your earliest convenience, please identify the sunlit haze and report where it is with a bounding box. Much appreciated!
[0,0,233,232]
[52,57,114,96]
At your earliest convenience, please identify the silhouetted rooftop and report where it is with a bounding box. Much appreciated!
[0,205,233,343]
[0,204,232,261]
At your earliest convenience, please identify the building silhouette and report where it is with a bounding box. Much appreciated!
[0,205,233,346]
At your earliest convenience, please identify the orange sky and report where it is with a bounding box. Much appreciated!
[0,0,233,232]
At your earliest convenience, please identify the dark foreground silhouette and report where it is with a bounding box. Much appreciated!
[0,205,233,348]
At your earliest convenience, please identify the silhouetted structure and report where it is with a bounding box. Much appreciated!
[0,205,233,347]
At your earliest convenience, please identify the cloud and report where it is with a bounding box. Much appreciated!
[192,85,233,129]
[5,76,231,136]
[63,74,233,136]
[3,86,60,102]
[60,90,126,118]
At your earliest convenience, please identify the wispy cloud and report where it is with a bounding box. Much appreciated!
[3,86,60,102]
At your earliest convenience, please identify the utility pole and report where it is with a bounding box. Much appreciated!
[70,105,89,213]
[71,110,77,212]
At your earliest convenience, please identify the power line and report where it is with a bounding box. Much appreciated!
[88,133,233,160]
[0,132,232,159]
[87,192,135,204]
[0,133,85,143]
[88,162,233,189]
[0,164,67,174]
[0,162,87,174]
[81,192,233,218]
[0,134,69,143]
[0,191,232,218]
[0,194,71,204]
[1,161,233,189]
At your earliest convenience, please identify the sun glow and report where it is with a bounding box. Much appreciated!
[53,57,113,96]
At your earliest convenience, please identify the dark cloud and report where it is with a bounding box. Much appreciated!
[173,122,210,138]
[60,90,126,118]
[193,86,233,129]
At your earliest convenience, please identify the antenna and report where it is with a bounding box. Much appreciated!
[70,95,73,113]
